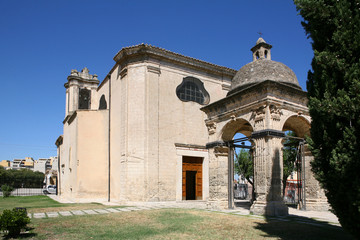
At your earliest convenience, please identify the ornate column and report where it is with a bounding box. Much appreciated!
[250,131,288,216]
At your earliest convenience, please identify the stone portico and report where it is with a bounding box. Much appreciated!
[202,38,327,215]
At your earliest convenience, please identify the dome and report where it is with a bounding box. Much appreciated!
[228,38,301,95]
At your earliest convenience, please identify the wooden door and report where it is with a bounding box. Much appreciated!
[182,156,203,200]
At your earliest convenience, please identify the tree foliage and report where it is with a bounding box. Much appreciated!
[294,0,360,237]
[0,208,30,237]
[0,167,44,188]
[235,149,253,186]
[235,131,299,197]
[282,131,299,196]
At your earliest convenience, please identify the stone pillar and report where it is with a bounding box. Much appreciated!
[303,145,329,211]
[208,146,229,209]
[250,136,288,216]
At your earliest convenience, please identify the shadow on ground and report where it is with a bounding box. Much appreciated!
[254,151,355,239]
[255,214,355,240]
[234,200,252,209]
[0,227,37,239]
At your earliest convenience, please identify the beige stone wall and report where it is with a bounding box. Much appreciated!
[95,80,109,110]
[106,60,230,202]
[59,49,233,204]
[59,110,109,201]
[59,115,78,199]
[157,64,227,200]
[76,110,109,200]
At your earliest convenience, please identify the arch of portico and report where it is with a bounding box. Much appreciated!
[201,38,327,215]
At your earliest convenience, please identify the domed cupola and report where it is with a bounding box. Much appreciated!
[228,38,301,95]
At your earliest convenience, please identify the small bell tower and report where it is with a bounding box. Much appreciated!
[64,67,99,116]
[251,37,272,61]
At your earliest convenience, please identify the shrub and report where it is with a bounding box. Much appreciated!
[0,208,30,237]
[1,184,13,198]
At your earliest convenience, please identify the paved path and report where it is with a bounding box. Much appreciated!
[29,196,340,229]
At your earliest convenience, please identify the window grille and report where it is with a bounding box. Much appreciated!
[176,77,209,105]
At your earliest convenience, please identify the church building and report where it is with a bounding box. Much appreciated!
[56,38,328,214]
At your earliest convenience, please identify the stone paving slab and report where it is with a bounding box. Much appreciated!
[106,208,120,213]
[134,206,152,210]
[233,211,250,216]
[28,201,340,229]
[83,209,98,215]
[117,208,132,212]
[46,212,59,218]
[126,207,142,211]
[94,209,110,214]
[27,213,32,218]
[71,210,85,215]
[33,213,46,218]
[59,211,73,216]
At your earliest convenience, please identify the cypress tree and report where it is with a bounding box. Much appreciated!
[294,0,360,237]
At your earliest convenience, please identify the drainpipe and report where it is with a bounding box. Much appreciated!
[108,74,111,202]
[57,151,60,195]
[302,142,306,210]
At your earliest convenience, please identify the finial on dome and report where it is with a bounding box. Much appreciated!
[256,37,266,45]
[251,37,272,62]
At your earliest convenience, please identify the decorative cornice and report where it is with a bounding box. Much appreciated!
[201,80,308,120]
[113,44,236,79]
[68,111,77,124]
[147,65,161,75]
[120,68,128,79]
[62,111,77,125]
[65,68,99,89]
[251,129,285,139]
[174,143,207,150]
[222,83,231,91]
[205,141,227,149]
[55,135,63,147]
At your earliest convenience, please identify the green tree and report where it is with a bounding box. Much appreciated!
[294,1,360,237]
[235,148,254,201]
[235,149,253,186]
[282,131,299,197]
[0,167,44,188]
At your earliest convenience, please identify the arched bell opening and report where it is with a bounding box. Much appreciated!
[282,115,311,209]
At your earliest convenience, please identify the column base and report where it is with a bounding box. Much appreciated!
[302,198,330,211]
[250,200,289,216]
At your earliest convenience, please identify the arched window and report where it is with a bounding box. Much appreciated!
[99,95,107,110]
[79,88,91,109]
[176,77,210,105]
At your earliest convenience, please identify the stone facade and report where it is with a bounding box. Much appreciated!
[56,40,328,214]
[56,44,234,203]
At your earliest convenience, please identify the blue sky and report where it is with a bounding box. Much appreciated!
[0,0,312,161]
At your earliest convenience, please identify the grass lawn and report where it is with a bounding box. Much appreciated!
[0,195,116,213]
[2,209,354,240]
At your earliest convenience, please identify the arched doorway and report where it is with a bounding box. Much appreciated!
[221,119,254,209]
[282,115,311,209]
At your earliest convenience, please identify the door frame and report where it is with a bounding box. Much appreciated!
[175,145,209,201]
